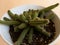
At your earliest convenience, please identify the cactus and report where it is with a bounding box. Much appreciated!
[29,17,49,26]
[0,3,59,45]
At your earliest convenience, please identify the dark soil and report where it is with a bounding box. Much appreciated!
[9,20,56,45]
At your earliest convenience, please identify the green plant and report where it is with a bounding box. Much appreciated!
[0,3,59,45]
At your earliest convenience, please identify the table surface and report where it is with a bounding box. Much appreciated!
[0,0,60,45]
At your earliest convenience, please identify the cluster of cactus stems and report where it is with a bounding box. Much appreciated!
[0,3,59,45]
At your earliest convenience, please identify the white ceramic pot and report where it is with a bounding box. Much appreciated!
[0,5,60,45]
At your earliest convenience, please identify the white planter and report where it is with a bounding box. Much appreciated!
[0,5,60,45]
